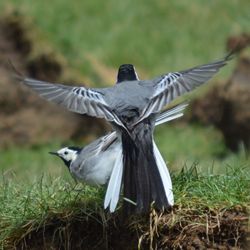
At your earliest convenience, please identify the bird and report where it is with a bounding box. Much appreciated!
[15,52,233,214]
[49,103,188,189]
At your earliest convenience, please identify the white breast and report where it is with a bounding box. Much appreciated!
[70,142,121,186]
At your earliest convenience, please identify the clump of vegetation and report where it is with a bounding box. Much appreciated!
[0,165,249,249]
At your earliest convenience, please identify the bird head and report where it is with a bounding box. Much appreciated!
[49,146,81,168]
[117,64,139,83]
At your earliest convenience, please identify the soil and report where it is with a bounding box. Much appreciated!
[0,12,107,149]
[6,206,249,250]
[189,39,250,151]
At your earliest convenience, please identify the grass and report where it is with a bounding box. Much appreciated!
[173,163,250,209]
[0,123,248,180]
[0,163,249,248]
[0,124,249,247]
[155,123,250,174]
[0,143,69,182]
[1,0,250,84]
[0,176,104,247]
[155,123,227,165]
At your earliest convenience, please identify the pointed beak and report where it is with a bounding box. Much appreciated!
[49,151,59,156]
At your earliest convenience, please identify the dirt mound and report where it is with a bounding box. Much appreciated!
[190,42,250,151]
[0,12,107,148]
[6,206,249,249]
[227,33,250,52]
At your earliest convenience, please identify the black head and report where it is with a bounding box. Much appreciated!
[67,146,82,153]
[117,64,139,83]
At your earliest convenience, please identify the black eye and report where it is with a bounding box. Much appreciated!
[64,152,68,155]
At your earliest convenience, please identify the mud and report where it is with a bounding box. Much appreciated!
[6,206,249,250]
[190,40,250,151]
[0,12,107,148]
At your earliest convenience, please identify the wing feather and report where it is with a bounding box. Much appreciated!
[136,54,232,124]
[16,75,128,129]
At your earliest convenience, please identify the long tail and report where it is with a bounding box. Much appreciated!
[104,103,188,213]
[122,119,171,214]
[104,145,123,212]
[153,140,174,205]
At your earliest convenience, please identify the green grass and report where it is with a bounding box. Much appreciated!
[0,164,249,248]
[155,124,227,163]
[0,143,70,182]
[0,124,249,246]
[0,176,104,247]
[1,0,250,84]
[0,124,248,180]
[173,163,250,209]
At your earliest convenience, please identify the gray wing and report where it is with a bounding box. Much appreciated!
[90,131,118,154]
[73,131,118,165]
[136,53,232,124]
[16,75,126,128]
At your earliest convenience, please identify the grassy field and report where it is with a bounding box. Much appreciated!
[0,156,249,248]
[0,123,249,247]
[1,0,250,83]
[0,0,250,248]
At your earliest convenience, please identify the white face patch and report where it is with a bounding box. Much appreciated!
[57,147,78,162]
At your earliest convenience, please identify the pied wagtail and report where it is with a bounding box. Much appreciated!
[49,103,187,190]
[15,52,233,213]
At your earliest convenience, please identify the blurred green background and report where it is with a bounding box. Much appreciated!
[1,0,249,79]
[0,0,249,181]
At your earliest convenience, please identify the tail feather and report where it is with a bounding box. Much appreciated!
[110,156,123,211]
[104,103,187,213]
[122,135,138,214]
[104,146,123,212]
[155,103,188,126]
[122,120,171,214]
[153,141,174,205]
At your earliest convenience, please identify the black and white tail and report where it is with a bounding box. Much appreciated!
[121,120,172,214]
[104,103,187,213]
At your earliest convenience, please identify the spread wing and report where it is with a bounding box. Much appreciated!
[136,53,233,124]
[15,74,126,128]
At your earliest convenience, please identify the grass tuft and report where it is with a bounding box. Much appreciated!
[0,164,249,248]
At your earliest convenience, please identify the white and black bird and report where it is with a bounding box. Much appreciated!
[15,53,233,214]
[49,103,187,191]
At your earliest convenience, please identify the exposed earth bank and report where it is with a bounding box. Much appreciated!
[0,12,107,148]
